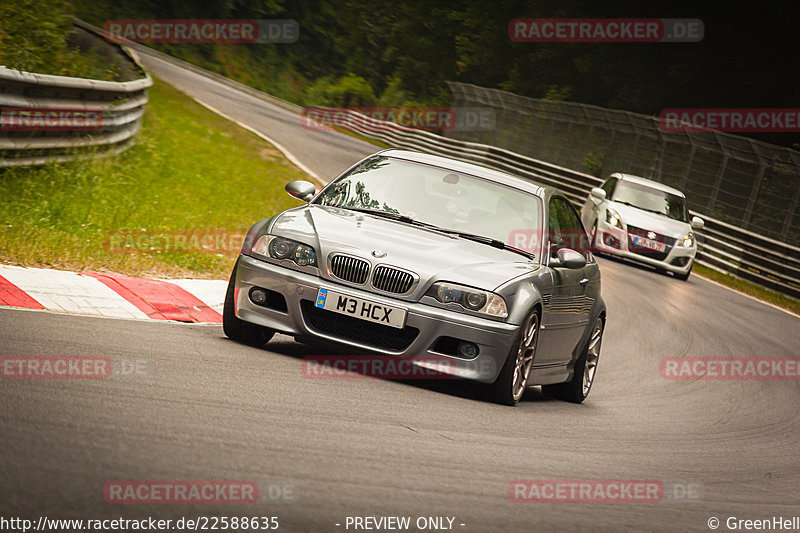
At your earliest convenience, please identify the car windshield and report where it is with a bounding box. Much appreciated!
[314,156,543,258]
[612,180,689,222]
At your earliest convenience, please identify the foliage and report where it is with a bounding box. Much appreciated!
[0,0,120,79]
[303,74,376,107]
[63,0,800,148]
[582,149,605,177]
[544,85,572,101]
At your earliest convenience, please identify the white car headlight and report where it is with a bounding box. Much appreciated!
[252,235,317,267]
[680,232,695,248]
[426,282,508,318]
[606,207,622,228]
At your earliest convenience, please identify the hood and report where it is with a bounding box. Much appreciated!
[610,202,692,239]
[269,205,538,298]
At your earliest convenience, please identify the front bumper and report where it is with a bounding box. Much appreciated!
[233,254,519,383]
[593,219,695,275]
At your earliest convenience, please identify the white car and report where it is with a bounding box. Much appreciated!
[580,173,704,281]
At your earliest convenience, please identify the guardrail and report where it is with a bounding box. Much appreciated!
[0,25,152,167]
[446,81,800,248]
[306,109,800,300]
[58,23,799,301]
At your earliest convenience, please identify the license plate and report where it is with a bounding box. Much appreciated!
[315,288,407,329]
[631,235,665,252]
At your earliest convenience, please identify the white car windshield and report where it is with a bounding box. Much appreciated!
[314,156,543,252]
[612,181,689,222]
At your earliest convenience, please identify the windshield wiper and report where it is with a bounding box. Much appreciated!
[338,207,535,260]
[639,207,672,218]
[340,207,430,226]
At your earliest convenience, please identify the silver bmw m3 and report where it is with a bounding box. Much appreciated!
[224,150,606,405]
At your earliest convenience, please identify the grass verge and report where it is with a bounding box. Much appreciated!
[0,77,310,279]
[694,264,800,316]
[329,126,391,150]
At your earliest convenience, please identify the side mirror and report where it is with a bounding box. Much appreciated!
[285,180,317,202]
[590,187,606,203]
[550,248,587,269]
[691,216,704,230]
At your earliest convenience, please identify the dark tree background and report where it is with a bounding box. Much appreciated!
[71,0,800,147]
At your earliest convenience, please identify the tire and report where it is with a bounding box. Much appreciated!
[674,261,692,281]
[489,311,540,406]
[223,259,275,346]
[543,316,603,404]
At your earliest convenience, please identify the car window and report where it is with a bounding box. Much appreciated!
[601,177,618,197]
[548,197,588,257]
[315,156,543,255]
[612,180,689,222]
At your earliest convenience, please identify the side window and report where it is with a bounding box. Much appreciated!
[601,177,618,198]
[549,197,588,257]
[565,203,589,256]
[548,198,564,257]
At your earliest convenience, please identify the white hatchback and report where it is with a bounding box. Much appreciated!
[580,173,704,281]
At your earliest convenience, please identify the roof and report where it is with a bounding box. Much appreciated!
[612,173,686,197]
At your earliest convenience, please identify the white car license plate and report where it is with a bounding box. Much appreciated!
[315,288,407,329]
[632,235,665,252]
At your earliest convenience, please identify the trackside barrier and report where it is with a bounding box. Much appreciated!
[0,24,152,167]
[309,110,800,299]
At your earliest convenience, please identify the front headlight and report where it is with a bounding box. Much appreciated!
[680,232,695,247]
[426,282,508,318]
[606,207,622,228]
[251,235,317,267]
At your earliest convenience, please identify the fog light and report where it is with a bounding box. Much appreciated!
[249,288,267,305]
[603,233,620,249]
[457,342,479,358]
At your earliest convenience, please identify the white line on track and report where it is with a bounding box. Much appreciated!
[693,273,800,319]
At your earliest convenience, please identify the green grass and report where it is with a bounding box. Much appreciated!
[0,77,311,279]
[332,127,391,150]
[694,264,800,316]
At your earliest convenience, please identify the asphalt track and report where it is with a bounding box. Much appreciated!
[1,48,799,532]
